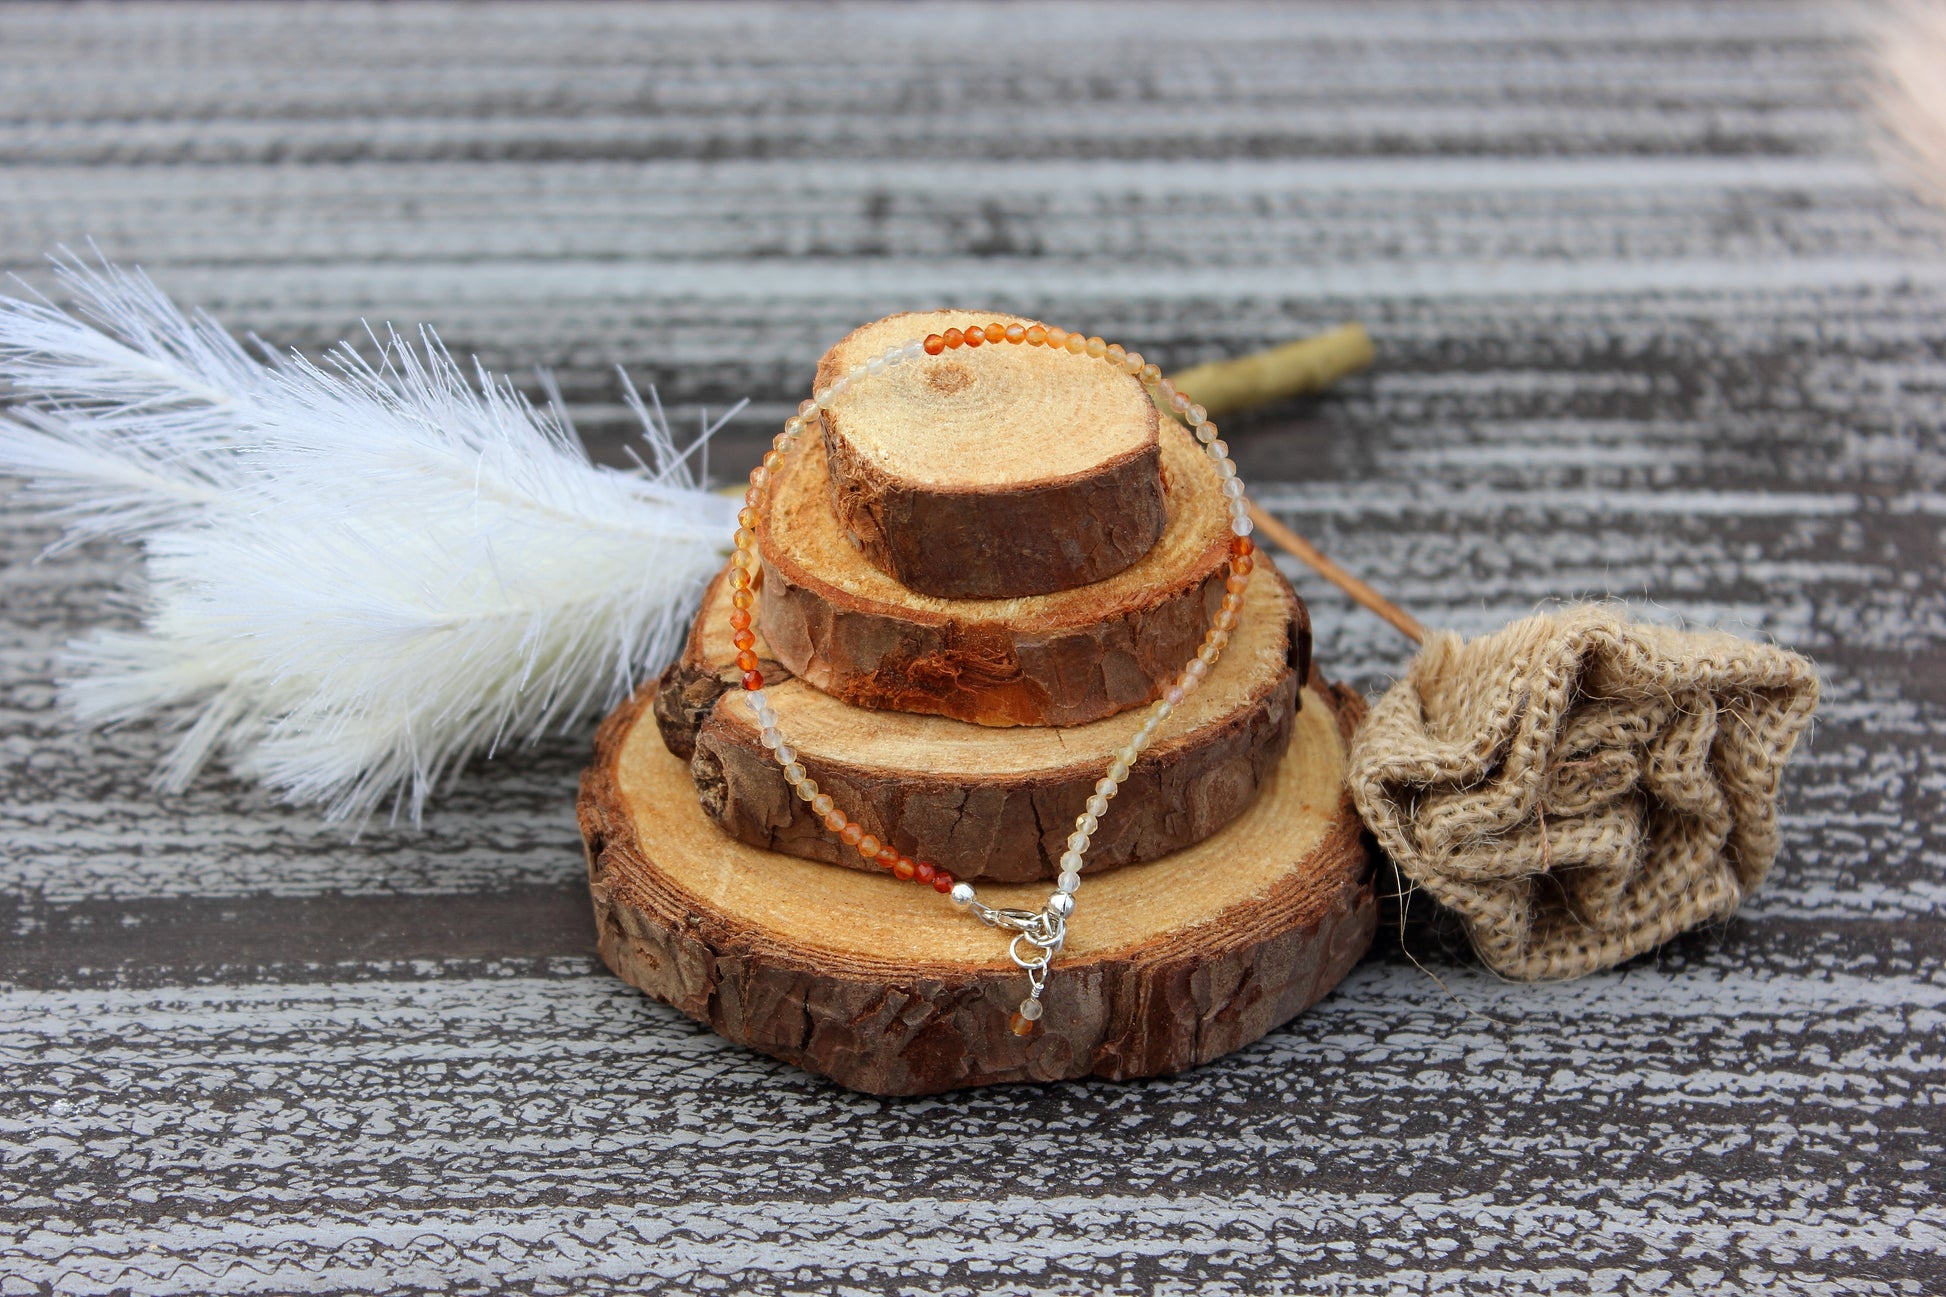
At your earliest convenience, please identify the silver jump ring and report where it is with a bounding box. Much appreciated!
[1009,932,1051,971]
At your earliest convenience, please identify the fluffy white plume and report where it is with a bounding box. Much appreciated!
[0,252,739,823]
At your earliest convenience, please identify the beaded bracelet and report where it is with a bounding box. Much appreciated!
[729,320,1257,1036]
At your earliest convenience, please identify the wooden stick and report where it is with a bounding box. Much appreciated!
[1165,327,1426,646]
[1169,322,1374,415]
[1245,503,1427,645]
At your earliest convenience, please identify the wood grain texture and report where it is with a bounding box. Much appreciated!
[662,563,1308,882]
[817,310,1167,597]
[1,2,1942,1293]
[583,677,1372,1094]
[759,419,1233,725]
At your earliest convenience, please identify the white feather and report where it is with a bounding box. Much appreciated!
[0,251,739,824]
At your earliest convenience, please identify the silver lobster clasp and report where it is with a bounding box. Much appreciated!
[971,904,1043,933]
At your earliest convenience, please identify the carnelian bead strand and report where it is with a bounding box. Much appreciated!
[737,321,1260,1033]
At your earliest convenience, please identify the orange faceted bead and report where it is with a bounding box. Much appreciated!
[825,810,849,833]
[962,326,984,348]
[732,629,756,651]
[931,870,954,894]
[984,322,1006,344]
[1004,323,1026,344]
[1024,325,1047,346]
[913,860,936,884]
[839,822,865,847]
[737,507,758,528]
[856,833,881,858]
[892,858,916,881]
[943,328,964,349]
[731,589,755,610]
[1009,1012,1036,1037]
[875,844,900,868]
[1231,536,1255,558]
[1045,326,1069,349]
[728,609,751,630]
[730,569,751,590]
[735,649,759,673]
[741,669,764,691]
[924,333,946,356]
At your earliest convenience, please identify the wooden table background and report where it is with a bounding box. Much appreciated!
[2,3,1942,1293]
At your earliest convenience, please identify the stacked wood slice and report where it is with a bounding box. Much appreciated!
[580,311,1375,1096]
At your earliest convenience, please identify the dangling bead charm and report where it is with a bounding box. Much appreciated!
[1011,995,1044,1036]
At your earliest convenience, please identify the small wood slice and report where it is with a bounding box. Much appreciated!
[818,311,1165,598]
[756,421,1233,727]
[581,677,1376,1096]
[654,563,1312,883]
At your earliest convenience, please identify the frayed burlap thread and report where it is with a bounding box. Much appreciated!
[1348,606,1818,980]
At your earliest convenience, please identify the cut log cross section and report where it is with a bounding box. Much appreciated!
[584,308,1376,1093]
[818,311,1166,599]
[758,417,1234,728]
[654,563,1312,883]
[582,676,1376,1096]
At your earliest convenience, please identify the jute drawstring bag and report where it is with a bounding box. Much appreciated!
[1346,605,1819,980]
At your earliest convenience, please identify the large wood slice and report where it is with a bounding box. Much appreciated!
[757,421,1232,727]
[581,676,1375,1096]
[655,563,1311,882]
[818,310,1165,598]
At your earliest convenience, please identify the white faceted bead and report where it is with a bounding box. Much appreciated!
[848,364,868,380]
[782,762,806,784]
[1196,424,1218,444]
[815,388,835,409]
[759,727,783,749]
[775,743,796,765]
[1075,812,1099,835]
[1185,658,1209,682]
[1086,794,1109,817]
[1048,891,1075,917]
[1222,479,1245,500]
[757,707,779,728]
[1057,871,1082,894]
[1059,849,1084,872]
[795,778,818,801]
[1152,699,1173,721]
[1232,515,1254,536]
[1018,997,1044,1020]
[904,340,926,360]
[1207,439,1228,459]
[1217,457,1237,479]
[1095,777,1118,798]
[744,689,768,711]
[1107,759,1130,783]
[866,356,886,375]
[950,881,976,907]
[1116,745,1139,767]
[1067,832,1090,854]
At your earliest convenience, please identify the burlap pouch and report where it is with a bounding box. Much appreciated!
[1348,606,1818,980]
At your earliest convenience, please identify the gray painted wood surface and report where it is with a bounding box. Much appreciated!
[2,3,1941,1292]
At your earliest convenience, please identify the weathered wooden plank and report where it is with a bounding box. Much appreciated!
[0,960,1939,1292]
